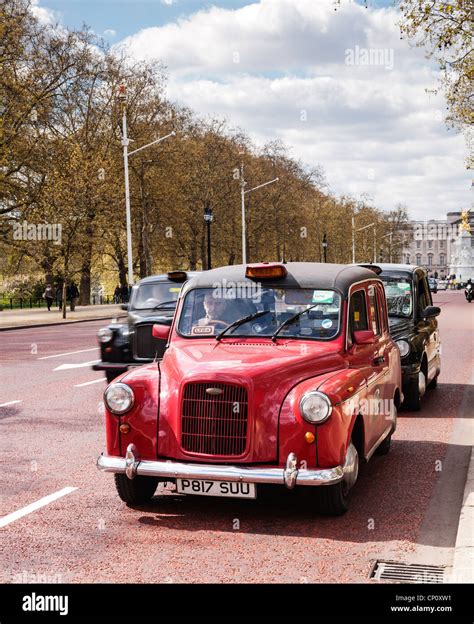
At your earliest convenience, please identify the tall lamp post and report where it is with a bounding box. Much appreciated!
[240,163,278,264]
[322,233,328,263]
[118,84,175,287]
[352,220,376,263]
[204,202,213,270]
[380,232,393,263]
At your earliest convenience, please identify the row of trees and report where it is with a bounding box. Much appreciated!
[1,0,408,304]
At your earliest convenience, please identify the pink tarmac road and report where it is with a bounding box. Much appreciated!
[0,293,472,583]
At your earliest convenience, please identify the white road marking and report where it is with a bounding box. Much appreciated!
[53,359,99,371]
[75,378,104,387]
[0,487,78,528]
[0,400,22,407]
[38,347,97,360]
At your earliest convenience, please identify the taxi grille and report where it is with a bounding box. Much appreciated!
[134,323,155,359]
[181,383,248,456]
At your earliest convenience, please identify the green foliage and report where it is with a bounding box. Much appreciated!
[0,0,409,293]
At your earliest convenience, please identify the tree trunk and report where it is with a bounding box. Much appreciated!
[79,236,93,305]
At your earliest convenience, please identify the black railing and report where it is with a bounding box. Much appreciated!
[0,295,116,310]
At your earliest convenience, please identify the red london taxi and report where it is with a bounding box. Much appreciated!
[97,262,402,515]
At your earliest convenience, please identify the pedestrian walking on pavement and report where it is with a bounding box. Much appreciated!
[114,285,121,304]
[43,284,55,311]
[120,284,129,304]
[67,282,80,311]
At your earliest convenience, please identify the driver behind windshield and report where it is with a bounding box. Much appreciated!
[200,293,235,326]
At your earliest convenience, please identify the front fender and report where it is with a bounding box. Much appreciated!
[278,369,366,469]
[104,363,159,460]
[278,369,368,469]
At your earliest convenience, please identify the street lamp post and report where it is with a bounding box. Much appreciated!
[380,232,393,263]
[322,233,328,263]
[352,220,376,263]
[240,163,279,264]
[118,84,175,287]
[204,202,213,270]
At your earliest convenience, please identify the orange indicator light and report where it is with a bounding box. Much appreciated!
[304,432,315,444]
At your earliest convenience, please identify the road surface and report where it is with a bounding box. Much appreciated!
[0,292,472,583]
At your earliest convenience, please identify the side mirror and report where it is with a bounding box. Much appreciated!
[152,324,171,340]
[120,304,129,311]
[353,329,376,345]
[422,306,440,319]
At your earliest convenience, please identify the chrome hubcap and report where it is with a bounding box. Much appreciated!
[419,371,426,397]
[342,443,359,491]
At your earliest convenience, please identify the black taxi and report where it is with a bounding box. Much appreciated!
[93,271,197,382]
[378,264,441,411]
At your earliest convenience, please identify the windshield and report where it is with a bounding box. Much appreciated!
[177,287,342,340]
[380,274,413,318]
[131,282,182,310]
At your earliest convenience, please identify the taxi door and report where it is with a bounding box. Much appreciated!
[367,282,395,448]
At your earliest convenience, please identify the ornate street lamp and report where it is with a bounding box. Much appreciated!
[204,202,213,270]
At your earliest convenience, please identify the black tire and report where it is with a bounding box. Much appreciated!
[315,443,358,515]
[428,374,438,389]
[375,433,391,455]
[315,481,350,516]
[114,473,158,504]
[403,372,424,411]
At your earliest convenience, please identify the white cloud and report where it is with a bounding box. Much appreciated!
[103,29,117,37]
[30,0,59,25]
[117,0,471,220]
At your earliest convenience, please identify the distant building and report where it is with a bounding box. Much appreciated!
[402,212,473,278]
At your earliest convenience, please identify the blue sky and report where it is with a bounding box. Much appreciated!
[34,0,471,219]
[38,0,394,40]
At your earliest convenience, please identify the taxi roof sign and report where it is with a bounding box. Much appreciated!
[245,263,287,279]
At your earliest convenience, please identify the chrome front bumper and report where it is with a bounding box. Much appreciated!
[97,444,349,489]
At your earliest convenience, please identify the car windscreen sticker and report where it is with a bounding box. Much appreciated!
[354,311,360,321]
[169,287,181,292]
[321,319,333,329]
[312,290,334,304]
[397,283,411,290]
[191,325,214,335]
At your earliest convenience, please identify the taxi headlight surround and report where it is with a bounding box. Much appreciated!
[396,339,410,358]
[98,327,113,343]
[104,383,134,415]
[299,391,332,424]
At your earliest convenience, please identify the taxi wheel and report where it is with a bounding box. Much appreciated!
[428,374,438,389]
[403,373,424,411]
[315,481,350,516]
[375,433,391,455]
[114,474,158,505]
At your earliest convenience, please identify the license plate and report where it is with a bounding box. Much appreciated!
[176,479,256,499]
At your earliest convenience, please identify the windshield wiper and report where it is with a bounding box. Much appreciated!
[150,300,177,310]
[271,304,321,342]
[215,310,272,341]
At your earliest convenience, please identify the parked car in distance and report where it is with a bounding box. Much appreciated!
[93,271,198,382]
[427,277,438,293]
[378,264,441,411]
[98,262,402,516]
[437,279,448,291]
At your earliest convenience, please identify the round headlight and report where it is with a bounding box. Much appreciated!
[97,327,113,343]
[299,391,332,424]
[104,383,134,415]
[396,339,410,358]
